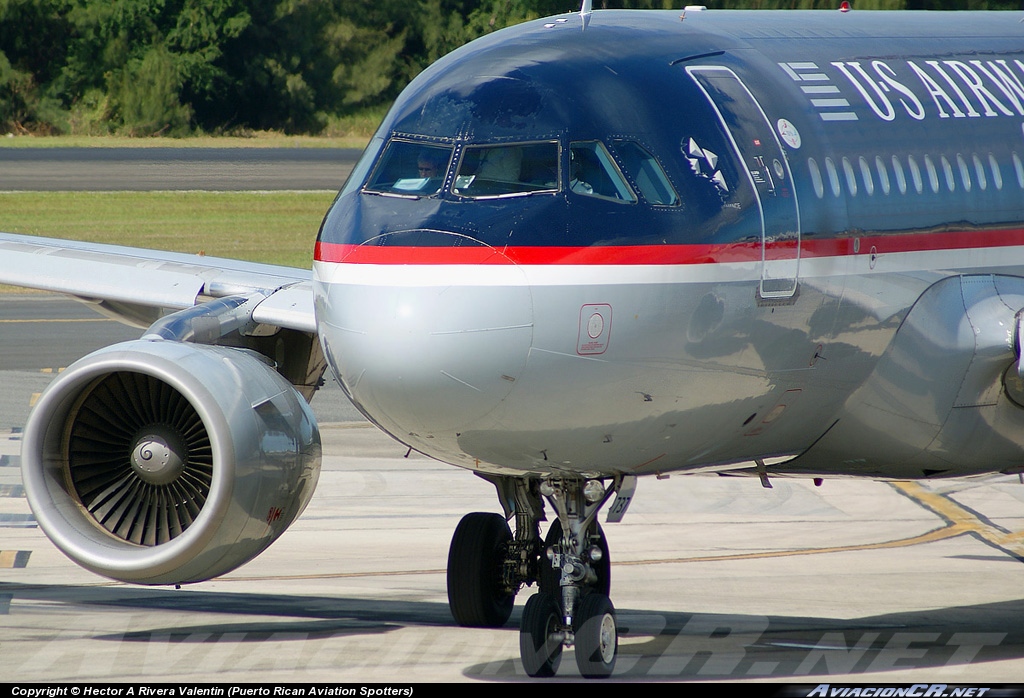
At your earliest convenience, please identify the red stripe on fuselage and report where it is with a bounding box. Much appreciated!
[314,241,762,265]
[314,228,1024,265]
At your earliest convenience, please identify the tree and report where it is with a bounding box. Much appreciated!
[8,0,1024,137]
[0,0,71,133]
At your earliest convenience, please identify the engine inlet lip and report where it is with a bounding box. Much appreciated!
[21,342,237,578]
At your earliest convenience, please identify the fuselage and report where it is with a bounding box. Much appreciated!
[312,9,1024,480]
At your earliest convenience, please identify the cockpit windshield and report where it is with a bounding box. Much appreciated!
[364,140,453,196]
[453,141,559,198]
[359,136,678,209]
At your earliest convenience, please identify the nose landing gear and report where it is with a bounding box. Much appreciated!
[529,477,622,678]
[446,474,635,678]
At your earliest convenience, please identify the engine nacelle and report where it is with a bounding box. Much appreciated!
[21,339,321,585]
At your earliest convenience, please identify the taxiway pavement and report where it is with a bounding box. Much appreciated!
[0,148,361,191]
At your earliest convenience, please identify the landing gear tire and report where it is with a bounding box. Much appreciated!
[574,593,617,678]
[519,592,563,677]
[447,512,514,627]
[539,519,610,597]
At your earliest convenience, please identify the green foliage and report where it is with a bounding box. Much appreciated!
[0,0,71,88]
[0,0,72,133]
[0,50,35,132]
[113,43,193,136]
[2,0,1021,137]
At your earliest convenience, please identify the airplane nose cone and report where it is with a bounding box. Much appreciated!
[317,231,533,442]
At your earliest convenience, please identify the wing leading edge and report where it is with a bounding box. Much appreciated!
[0,232,316,333]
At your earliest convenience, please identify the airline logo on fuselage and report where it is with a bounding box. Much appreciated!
[779,58,1024,122]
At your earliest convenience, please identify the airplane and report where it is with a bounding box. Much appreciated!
[3,3,1024,679]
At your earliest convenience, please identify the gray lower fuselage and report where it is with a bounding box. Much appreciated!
[314,251,1024,480]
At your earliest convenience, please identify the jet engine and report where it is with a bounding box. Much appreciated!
[21,339,321,585]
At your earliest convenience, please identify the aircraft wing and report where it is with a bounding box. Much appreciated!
[0,232,316,333]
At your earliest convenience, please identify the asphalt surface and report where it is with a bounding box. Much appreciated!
[2,151,1024,683]
[0,147,362,191]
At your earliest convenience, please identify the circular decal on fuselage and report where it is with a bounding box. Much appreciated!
[777,118,801,149]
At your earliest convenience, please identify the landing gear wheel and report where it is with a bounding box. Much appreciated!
[447,512,514,627]
[574,593,617,678]
[539,519,610,596]
[519,592,563,677]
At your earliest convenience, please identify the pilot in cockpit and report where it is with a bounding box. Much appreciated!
[416,150,445,180]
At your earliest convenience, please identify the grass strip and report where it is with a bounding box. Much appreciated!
[0,191,337,277]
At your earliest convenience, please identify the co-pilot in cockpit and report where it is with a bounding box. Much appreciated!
[453,142,558,197]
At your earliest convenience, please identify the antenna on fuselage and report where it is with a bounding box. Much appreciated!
[580,0,592,30]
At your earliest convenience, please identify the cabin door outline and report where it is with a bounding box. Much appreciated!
[687,66,801,299]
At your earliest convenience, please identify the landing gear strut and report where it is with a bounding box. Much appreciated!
[527,477,624,678]
[446,474,635,678]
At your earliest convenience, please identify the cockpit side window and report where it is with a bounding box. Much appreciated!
[340,135,385,198]
[364,140,453,197]
[453,141,559,198]
[569,141,636,203]
[613,140,680,206]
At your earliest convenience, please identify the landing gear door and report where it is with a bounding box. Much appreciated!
[687,66,800,299]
